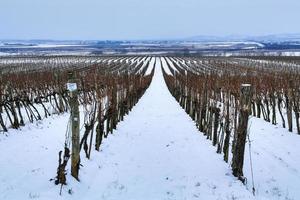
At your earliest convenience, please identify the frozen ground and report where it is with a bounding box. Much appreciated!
[244,117,300,200]
[0,58,299,200]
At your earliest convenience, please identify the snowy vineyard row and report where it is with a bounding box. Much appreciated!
[0,56,154,187]
[162,56,300,184]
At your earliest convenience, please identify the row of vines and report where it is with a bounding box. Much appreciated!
[162,56,300,184]
[0,55,155,192]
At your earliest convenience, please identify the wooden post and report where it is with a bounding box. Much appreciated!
[223,91,231,162]
[68,71,80,181]
[231,84,252,182]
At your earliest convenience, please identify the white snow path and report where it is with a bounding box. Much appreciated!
[0,57,256,200]
[62,58,253,200]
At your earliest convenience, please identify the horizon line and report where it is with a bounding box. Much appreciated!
[1,33,300,42]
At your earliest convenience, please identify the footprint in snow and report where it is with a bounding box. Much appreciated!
[166,191,174,196]
[195,182,201,187]
[109,180,126,192]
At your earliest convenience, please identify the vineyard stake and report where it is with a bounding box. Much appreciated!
[232,84,252,182]
[68,71,80,181]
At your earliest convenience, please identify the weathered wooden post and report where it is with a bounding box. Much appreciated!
[231,84,252,182]
[223,91,231,162]
[67,71,80,181]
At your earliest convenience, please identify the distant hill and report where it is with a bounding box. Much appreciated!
[183,34,300,43]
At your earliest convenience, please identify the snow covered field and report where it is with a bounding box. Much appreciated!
[0,58,300,200]
[244,117,300,199]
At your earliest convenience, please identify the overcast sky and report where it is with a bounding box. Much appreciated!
[0,0,299,40]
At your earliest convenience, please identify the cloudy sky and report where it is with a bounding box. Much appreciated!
[0,0,299,40]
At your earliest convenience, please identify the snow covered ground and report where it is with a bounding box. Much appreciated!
[244,117,300,200]
[0,57,299,200]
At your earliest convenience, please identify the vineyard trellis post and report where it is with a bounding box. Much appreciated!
[68,71,80,181]
[232,84,252,182]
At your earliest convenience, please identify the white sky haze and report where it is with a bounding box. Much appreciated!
[0,0,299,40]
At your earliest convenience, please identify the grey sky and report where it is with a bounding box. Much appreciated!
[0,0,299,40]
